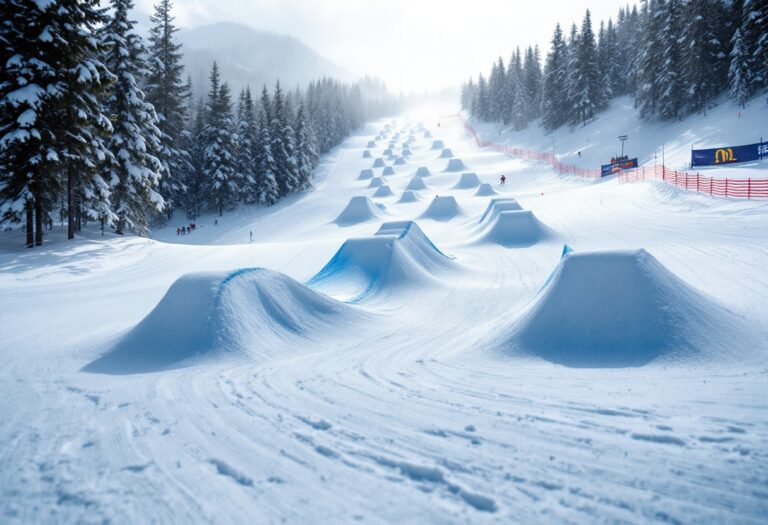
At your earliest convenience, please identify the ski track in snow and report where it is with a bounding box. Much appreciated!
[1,104,768,524]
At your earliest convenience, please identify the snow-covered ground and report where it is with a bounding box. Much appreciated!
[472,94,768,179]
[1,102,767,524]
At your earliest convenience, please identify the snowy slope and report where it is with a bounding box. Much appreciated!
[1,102,767,524]
[472,94,768,179]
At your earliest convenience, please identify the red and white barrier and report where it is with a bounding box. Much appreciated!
[459,113,768,199]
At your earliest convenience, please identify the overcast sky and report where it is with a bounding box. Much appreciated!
[135,0,630,93]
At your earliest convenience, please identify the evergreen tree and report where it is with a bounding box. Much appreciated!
[636,0,665,118]
[145,0,189,218]
[235,87,258,204]
[270,82,300,196]
[184,96,206,220]
[201,63,237,216]
[0,0,114,246]
[294,102,317,191]
[658,0,684,119]
[572,10,600,126]
[565,23,581,126]
[255,86,279,205]
[522,46,543,122]
[102,0,164,236]
[542,23,569,130]
[729,27,752,107]
[683,0,724,113]
[488,58,506,123]
[510,49,526,129]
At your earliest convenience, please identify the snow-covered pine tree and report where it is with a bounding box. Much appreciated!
[255,86,279,205]
[235,87,258,204]
[0,0,114,246]
[682,0,724,113]
[294,102,317,191]
[510,49,526,129]
[475,74,490,121]
[572,10,600,126]
[729,27,752,108]
[145,0,190,219]
[741,0,768,93]
[182,96,204,219]
[542,23,569,131]
[597,20,614,106]
[201,63,238,216]
[101,0,165,236]
[565,23,581,126]
[271,82,300,196]
[488,58,506,123]
[636,0,665,119]
[752,0,768,93]
[522,46,543,123]
[658,0,684,119]
[461,77,475,111]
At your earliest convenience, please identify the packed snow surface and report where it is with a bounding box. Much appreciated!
[333,195,382,225]
[477,209,552,247]
[85,268,363,374]
[308,220,455,301]
[444,158,467,172]
[372,185,393,197]
[502,249,745,368]
[405,176,427,191]
[475,182,497,196]
[397,190,421,203]
[1,106,767,524]
[454,171,481,188]
[420,195,462,221]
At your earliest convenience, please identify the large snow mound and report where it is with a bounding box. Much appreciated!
[431,140,445,150]
[397,190,421,203]
[475,183,497,196]
[372,158,385,168]
[368,177,385,188]
[406,176,427,190]
[366,140,376,148]
[478,210,552,247]
[358,168,374,180]
[439,148,454,158]
[444,158,467,172]
[394,157,406,165]
[362,150,372,158]
[333,196,383,225]
[415,166,431,177]
[420,196,462,221]
[373,185,394,197]
[454,172,481,189]
[502,249,740,367]
[308,221,455,301]
[84,268,361,374]
[478,197,523,225]
[382,166,396,176]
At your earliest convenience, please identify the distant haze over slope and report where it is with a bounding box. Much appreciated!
[178,22,350,97]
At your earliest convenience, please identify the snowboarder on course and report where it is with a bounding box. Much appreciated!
[500,174,506,186]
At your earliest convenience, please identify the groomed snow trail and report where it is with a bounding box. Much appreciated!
[1,106,767,524]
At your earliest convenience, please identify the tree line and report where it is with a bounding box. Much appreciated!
[462,0,768,131]
[0,0,397,247]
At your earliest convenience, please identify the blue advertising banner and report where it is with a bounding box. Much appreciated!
[601,157,639,177]
[691,141,768,167]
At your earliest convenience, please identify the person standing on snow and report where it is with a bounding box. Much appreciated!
[500,174,506,186]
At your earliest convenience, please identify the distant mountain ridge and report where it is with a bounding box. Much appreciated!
[178,22,349,97]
